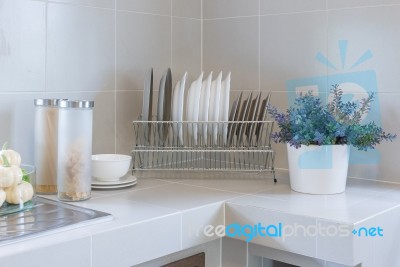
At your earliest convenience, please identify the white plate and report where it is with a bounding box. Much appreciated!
[208,71,222,145]
[219,72,231,145]
[92,180,137,190]
[191,72,204,145]
[92,174,137,186]
[172,79,181,140]
[186,81,196,142]
[199,72,212,143]
[186,82,195,139]
[177,72,187,145]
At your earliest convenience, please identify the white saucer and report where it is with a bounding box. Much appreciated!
[92,180,137,190]
[92,174,137,186]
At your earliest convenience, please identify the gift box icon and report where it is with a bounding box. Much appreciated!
[285,41,382,166]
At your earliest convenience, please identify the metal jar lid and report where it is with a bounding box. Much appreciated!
[58,100,94,109]
[34,99,65,107]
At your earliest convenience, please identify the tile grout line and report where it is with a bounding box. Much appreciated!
[91,182,175,199]
[227,201,354,225]
[114,0,117,154]
[171,0,173,73]
[94,211,182,231]
[326,3,400,11]
[219,237,222,267]
[325,0,329,95]
[90,234,93,267]
[163,180,252,195]
[315,218,318,260]
[44,1,48,96]
[180,211,183,250]
[223,202,226,227]
[46,2,200,18]
[258,0,261,91]
[348,175,400,186]
[201,0,204,72]
[46,1,114,11]
[203,9,327,21]
[354,204,400,224]
[115,9,170,17]
[203,14,260,21]
[246,242,249,267]
[171,15,201,20]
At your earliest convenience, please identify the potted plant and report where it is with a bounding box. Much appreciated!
[268,85,396,194]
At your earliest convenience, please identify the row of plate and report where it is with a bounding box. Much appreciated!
[228,91,271,146]
[174,71,231,145]
[91,174,137,189]
[141,68,271,146]
[141,68,231,144]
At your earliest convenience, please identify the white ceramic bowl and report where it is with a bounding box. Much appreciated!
[92,154,132,182]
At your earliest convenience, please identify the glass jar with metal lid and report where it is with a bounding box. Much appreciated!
[34,99,63,194]
[57,100,94,201]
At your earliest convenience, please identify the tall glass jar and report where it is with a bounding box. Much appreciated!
[34,99,61,194]
[57,100,94,202]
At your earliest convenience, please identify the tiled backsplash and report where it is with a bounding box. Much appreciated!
[202,0,400,183]
[1,0,399,183]
[0,0,201,161]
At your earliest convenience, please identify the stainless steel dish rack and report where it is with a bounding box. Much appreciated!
[131,120,276,181]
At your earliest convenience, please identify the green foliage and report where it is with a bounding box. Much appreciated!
[22,169,30,183]
[268,85,396,150]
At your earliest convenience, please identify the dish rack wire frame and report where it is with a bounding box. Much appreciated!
[131,120,277,181]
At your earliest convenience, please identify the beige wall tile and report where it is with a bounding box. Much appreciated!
[327,0,400,9]
[0,93,45,164]
[172,17,201,86]
[116,90,143,155]
[46,3,115,92]
[260,12,328,92]
[203,0,259,19]
[117,0,171,15]
[328,6,400,93]
[172,0,201,19]
[0,0,45,92]
[261,0,326,15]
[49,0,115,9]
[203,17,259,91]
[116,12,171,91]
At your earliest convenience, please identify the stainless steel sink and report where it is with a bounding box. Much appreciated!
[0,197,112,245]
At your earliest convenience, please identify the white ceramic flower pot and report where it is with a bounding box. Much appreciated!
[287,144,350,194]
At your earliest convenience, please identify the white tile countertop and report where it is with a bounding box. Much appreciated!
[1,172,400,267]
